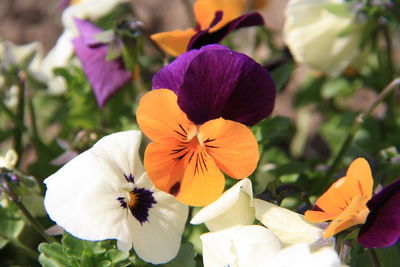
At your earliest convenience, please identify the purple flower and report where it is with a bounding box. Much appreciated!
[72,18,132,107]
[152,44,275,126]
[358,179,400,248]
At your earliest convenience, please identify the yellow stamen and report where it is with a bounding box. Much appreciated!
[128,191,138,208]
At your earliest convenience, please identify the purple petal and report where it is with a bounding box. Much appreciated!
[152,44,229,92]
[188,12,265,51]
[73,18,103,46]
[72,19,132,107]
[358,179,400,248]
[177,47,275,126]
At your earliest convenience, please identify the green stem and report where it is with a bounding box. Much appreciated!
[1,175,57,243]
[0,231,39,259]
[326,77,400,185]
[13,72,26,165]
[0,100,26,131]
[276,184,313,209]
[367,248,381,267]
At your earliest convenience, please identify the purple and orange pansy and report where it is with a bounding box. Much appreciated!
[305,158,400,248]
[151,0,264,57]
[137,44,276,206]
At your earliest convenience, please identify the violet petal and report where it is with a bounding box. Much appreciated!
[73,18,102,47]
[72,19,132,107]
[152,44,229,92]
[177,47,275,126]
[188,12,265,51]
[358,179,400,248]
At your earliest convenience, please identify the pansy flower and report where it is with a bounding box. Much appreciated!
[137,45,275,206]
[44,131,188,264]
[305,158,400,248]
[152,44,275,127]
[305,158,373,238]
[201,225,341,267]
[358,178,400,248]
[72,18,132,107]
[41,0,129,93]
[151,0,264,57]
[191,178,325,247]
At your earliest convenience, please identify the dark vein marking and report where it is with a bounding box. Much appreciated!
[204,138,216,143]
[178,124,187,135]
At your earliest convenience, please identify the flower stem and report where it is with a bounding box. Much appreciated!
[367,248,381,267]
[0,231,38,259]
[13,72,26,165]
[326,77,400,186]
[0,174,57,243]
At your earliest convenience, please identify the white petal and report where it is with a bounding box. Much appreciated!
[254,199,322,246]
[44,131,188,265]
[201,225,282,267]
[44,131,143,243]
[41,31,74,76]
[270,243,341,267]
[284,0,363,77]
[131,181,189,264]
[191,178,255,231]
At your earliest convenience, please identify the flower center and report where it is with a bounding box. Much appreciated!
[117,174,157,224]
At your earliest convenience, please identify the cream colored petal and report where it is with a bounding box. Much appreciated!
[284,0,363,77]
[270,243,341,267]
[254,199,323,246]
[201,225,282,267]
[191,178,255,231]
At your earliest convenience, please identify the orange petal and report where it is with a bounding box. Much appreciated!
[176,149,225,206]
[305,158,373,223]
[150,29,196,57]
[145,138,225,206]
[194,0,246,32]
[136,89,196,141]
[323,195,370,238]
[144,138,185,193]
[198,118,259,179]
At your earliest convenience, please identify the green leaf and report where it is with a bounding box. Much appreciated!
[38,243,73,267]
[0,202,25,249]
[61,232,85,259]
[254,116,293,144]
[95,30,115,44]
[164,243,196,267]
[270,63,295,92]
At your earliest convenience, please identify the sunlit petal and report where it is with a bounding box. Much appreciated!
[199,118,259,178]
[191,178,255,231]
[150,28,197,57]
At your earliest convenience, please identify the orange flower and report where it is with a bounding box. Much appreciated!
[151,0,263,57]
[137,89,259,206]
[304,158,373,238]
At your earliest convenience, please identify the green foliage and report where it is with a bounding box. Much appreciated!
[0,201,25,249]
[38,232,133,267]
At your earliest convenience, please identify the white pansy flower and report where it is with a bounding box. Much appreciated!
[44,130,188,264]
[191,178,255,231]
[201,225,341,267]
[41,0,130,93]
[284,0,364,77]
[0,149,18,170]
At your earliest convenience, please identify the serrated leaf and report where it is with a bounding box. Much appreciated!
[38,242,73,267]
[105,249,129,264]
[62,232,85,258]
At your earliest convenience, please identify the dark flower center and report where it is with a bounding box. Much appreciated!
[117,174,157,224]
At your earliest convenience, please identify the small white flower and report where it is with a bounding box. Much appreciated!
[0,149,18,170]
[44,130,188,264]
[201,225,341,267]
[191,178,255,231]
[284,0,364,77]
